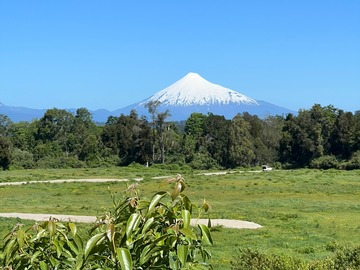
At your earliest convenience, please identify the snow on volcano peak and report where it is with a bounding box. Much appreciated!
[139,72,259,107]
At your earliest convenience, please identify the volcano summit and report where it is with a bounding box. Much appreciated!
[138,72,258,106]
[117,72,294,121]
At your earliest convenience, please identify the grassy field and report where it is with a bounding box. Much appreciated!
[1,168,360,269]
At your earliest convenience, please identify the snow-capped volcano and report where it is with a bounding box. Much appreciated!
[138,72,259,107]
[115,72,294,121]
[1,73,295,122]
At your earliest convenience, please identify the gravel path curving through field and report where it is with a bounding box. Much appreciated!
[0,175,263,229]
[0,170,265,187]
[0,213,262,229]
[0,178,142,186]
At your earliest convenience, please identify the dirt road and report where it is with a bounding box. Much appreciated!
[0,175,263,229]
[0,213,262,229]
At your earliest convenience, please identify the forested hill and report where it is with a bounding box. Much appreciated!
[0,104,360,171]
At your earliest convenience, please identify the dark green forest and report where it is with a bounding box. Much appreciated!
[1,103,360,171]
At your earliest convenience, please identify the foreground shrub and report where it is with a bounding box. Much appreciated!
[231,246,360,270]
[231,248,305,270]
[332,246,360,269]
[339,151,360,170]
[0,174,213,269]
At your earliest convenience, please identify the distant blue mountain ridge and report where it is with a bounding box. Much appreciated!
[1,73,295,122]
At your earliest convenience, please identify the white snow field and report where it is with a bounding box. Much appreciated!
[138,72,259,107]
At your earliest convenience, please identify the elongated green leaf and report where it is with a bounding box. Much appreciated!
[106,223,115,242]
[53,240,63,258]
[148,191,167,213]
[181,194,193,212]
[181,209,191,229]
[177,244,188,266]
[169,251,179,270]
[139,244,152,265]
[39,261,48,270]
[74,234,84,252]
[75,258,84,270]
[33,228,46,241]
[67,239,80,255]
[68,222,77,237]
[49,256,58,267]
[16,228,25,249]
[126,213,141,238]
[139,245,162,265]
[31,250,42,264]
[141,217,154,234]
[180,228,197,240]
[151,233,172,245]
[116,247,133,270]
[84,232,106,260]
[48,220,56,238]
[4,238,16,265]
[171,183,182,200]
[198,224,213,245]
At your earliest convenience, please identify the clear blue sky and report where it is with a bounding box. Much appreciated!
[1,1,359,112]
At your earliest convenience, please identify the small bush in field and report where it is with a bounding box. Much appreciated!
[231,246,360,270]
[231,248,305,270]
[36,155,85,169]
[309,155,339,170]
[189,151,220,170]
[10,149,35,169]
[340,151,360,170]
[0,174,213,269]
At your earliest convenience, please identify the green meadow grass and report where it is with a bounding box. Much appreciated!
[1,168,360,269]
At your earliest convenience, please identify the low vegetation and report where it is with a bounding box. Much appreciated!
[0,174,213,269]
[1,169,360,269]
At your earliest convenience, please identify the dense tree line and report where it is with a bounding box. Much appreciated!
[0,104,360,170]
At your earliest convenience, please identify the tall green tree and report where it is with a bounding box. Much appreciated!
[101,111,151,166]
[280,104,339,167]
[0,136,12,170]
[242,112,268,165]
[330,110,355,159]
[70,108,100,162]
[0,114,14,169]
[146,101,171,164]
[185,113,206,139]
[0,114,13,137]
[279,113,301,165]
[260,116,284,164]
[352,111,360,153]
[181,113,207,164]
[117,112,141,165]
[101,116,120,156]
[203,113,230,167]
[35,108,75,154]
[228,114,255,167]
[11,121,37,152]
